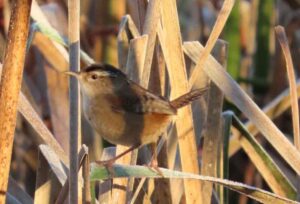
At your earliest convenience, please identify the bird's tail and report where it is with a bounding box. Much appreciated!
[170,88,207,109]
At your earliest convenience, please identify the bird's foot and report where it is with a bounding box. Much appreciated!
[95,159,116,177]
[145,159,164,177]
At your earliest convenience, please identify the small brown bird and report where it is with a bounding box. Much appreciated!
[65,64,206,163]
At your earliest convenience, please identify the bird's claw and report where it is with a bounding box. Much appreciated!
[95,159,116,177]
[144,163,164,177]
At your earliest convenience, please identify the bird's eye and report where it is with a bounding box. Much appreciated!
[91,74,98,80]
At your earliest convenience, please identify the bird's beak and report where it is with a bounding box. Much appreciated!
[63,71,80,78]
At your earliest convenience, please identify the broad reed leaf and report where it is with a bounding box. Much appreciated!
[31,22,66,46]
[90,164,298,204]
[184,41,300,175]
[226,111,296,198]
[229,80,300,156]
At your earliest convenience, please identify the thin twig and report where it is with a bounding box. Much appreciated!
[68,0,81,203]
[0,0,32,203]
[130,178,146,204]
[56,145,88,204]
[189,0,235,87]
[129,136,167,204]
[274,25,300,151]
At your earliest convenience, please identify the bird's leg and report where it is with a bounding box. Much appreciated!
[149,143,158,167]
[96,143,140,166]
[95,143,140,177]
[147,142,164,177]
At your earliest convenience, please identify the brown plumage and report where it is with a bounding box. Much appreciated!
[170,88,207,109]
[64,63,207,163]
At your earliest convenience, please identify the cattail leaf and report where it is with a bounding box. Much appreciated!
[90,164,298,204]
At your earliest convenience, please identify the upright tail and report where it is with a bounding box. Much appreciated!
[170,87,207,109]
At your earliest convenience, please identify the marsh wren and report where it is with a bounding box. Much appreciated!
[65,64,206,163]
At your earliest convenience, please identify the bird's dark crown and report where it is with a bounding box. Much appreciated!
[83,64,126,77]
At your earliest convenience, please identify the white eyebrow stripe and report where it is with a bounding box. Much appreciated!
[92,70,116,77]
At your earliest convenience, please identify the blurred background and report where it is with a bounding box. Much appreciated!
[1,0,299,203]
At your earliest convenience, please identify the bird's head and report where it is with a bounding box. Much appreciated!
[64,64,128,97]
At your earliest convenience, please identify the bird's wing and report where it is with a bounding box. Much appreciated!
[109,81,177,115]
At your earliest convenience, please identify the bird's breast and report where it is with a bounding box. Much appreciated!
[83,96,174,146]
[83,96,128,144]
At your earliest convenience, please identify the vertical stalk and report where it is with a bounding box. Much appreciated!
[0,0,32,203]
[201,40,227,204]
[83,153,91,203]
[104,0,126,65]
[254,0,273,92]
[68,0,81,203]
[223,1,240,79]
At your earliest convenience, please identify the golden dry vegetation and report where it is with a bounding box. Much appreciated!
[0,0,300,203]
